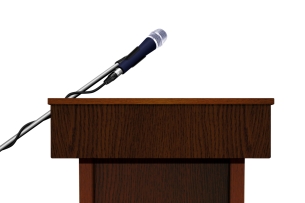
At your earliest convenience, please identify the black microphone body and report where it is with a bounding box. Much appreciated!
[118,38,156,73]
[117,29,167,74]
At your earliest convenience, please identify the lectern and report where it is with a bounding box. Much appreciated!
[48,98,273,203]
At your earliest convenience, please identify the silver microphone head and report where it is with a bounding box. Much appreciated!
[148,29,167,48]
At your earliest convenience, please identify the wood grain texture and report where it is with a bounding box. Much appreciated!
[51,103,271,158]
[79,159,94,203]
[230,159,245,203]
[49,98,274,105]
[92,159,229,203]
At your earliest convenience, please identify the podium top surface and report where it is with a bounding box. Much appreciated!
[48,98,274,105]
[49,98,273,159]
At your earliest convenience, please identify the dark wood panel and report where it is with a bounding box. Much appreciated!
[93,159,229,203]
[51,104,271,158]
[79,159,94,203]
[49,98,274,105]
[230,159,245,203]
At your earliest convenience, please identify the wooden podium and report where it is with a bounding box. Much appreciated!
[48,98,273,203]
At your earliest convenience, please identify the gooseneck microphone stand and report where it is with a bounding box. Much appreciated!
[0,63,119,152]
[0,28,167,152]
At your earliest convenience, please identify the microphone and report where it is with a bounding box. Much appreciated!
[103,29,167,84]
[118,29,167,73]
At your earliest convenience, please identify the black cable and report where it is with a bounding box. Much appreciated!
[2,71,117,151]
[65,70,119,98]
[65,82,106,98]
[2,80,107,152]
[1,113,50,151]
[2,121,35,151]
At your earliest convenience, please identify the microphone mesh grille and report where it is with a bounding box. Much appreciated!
[149,29,167,48]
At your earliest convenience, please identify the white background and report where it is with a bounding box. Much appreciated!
[0,1,304,202]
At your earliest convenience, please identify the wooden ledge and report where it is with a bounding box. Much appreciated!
[48,98,274,105]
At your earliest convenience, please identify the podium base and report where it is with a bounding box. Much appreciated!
[79,159,244,203]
